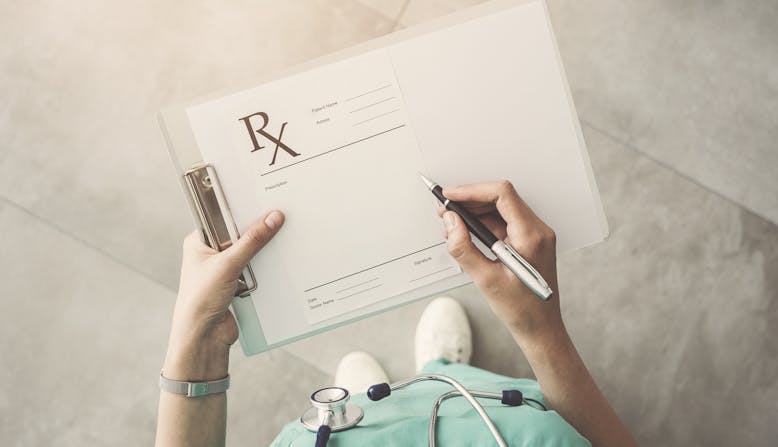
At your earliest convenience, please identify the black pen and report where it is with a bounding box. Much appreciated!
[419,173,553,300]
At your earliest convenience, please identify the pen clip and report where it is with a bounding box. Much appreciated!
[502,243,550,290]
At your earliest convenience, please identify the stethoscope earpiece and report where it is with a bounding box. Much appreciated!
[501,389,523,406]
[366,382,391,401]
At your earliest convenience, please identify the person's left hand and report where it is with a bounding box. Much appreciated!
[163,210,285,381]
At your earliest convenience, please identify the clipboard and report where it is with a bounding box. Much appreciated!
[157,0,608,355]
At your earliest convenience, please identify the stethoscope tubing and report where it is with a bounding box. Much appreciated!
[378,374,509,447]
[428,390,547,446]
[314,412,332,447]
[429,390,502,446]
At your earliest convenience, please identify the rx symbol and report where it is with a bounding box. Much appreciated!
[239,112,301,166]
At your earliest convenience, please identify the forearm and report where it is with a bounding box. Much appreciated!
[156,392,227,447]
[515,326,637,447]
[154,215,283,446]
[155,336,231,447]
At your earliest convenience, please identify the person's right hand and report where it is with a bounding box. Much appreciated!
[440,182,639,447]
[437,181,565,346]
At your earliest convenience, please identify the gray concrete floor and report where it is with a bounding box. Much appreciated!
[1,0,776,445]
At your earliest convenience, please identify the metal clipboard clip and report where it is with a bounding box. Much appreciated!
[183,163,257,297]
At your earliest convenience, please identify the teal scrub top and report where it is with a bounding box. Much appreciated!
[270,359,590,446]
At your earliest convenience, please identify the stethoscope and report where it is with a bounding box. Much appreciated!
[300,373,547,447]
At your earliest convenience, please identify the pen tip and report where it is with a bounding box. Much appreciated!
[418,172,436,190]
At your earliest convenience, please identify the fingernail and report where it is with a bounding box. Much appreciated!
[444,212,456,231]
[265,210,282,230]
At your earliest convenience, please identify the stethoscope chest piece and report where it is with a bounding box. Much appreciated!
[301,387,364,432]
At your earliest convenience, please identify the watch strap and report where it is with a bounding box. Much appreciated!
[159,371,230,397]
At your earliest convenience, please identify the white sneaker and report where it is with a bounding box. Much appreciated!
[414,296,472,372]
[334,351,389,394]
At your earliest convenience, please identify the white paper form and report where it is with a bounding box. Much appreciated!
[387,1,607,253]
[186,49,460,334]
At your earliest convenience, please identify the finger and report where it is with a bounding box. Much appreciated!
[438,209,507,240]
[476,213,508,240]
[437,202,496,217]
[442,211,498,282]
[221,210,285,272]
[183,230,203,252]
[442,180,539,232]
[182,230,218,259]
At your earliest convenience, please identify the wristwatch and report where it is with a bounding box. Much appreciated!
[159,371,230,397]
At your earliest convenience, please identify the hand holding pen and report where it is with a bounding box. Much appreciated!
[426,178,564,343]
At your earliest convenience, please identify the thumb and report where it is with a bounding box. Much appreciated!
[221,210,284,273]
[443,211,496,282]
